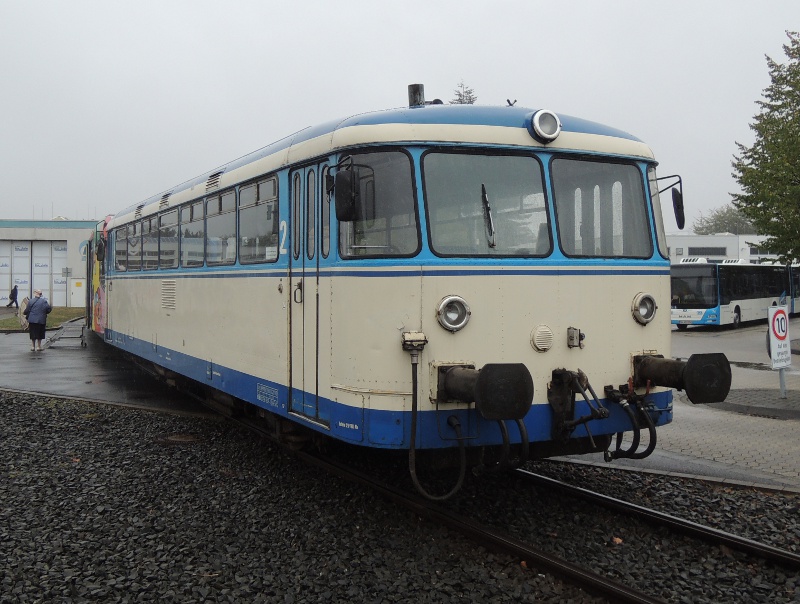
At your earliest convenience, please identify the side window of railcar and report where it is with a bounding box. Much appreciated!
[142,218,158,270]
[206,191,236,265]
[306,170,315,259]
[338,150,419,258]
[114,227,127,271]
[293,174,301,260]
[321,166,330,258]
[552,159,652,258]
[127,223,141,271]
[424,152,550,256]
[239,177,279,264]
[181,201,204,267]
[159,210,179,269]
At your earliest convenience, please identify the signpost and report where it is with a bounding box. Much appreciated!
[768,306,791,398]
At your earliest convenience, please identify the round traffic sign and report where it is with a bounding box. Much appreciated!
[771,308,788,341]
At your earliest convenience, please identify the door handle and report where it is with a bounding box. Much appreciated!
[293,279,303,304]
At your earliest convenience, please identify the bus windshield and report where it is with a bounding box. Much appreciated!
[671,266,718,308]
[424,152,550,256]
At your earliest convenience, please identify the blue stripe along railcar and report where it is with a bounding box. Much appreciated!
[87,85,731,499]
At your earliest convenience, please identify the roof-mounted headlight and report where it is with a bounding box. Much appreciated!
[531,109,562,143]
[437,295,471,332]
[632,292,657,325]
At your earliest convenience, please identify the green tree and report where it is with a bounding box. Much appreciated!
[451,80,477,105]
[732,31,800,263]
[692,204,756,235]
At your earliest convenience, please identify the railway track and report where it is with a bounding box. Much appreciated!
[225,412,655,602]
[294,448,663,604]
[217,409,799,603]
[515,468,800,571]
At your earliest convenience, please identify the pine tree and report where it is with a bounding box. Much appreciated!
[450,81,477,105]
[732,31,800,262]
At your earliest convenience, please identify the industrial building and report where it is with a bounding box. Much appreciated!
[0,219,96,308]
[665,233,774,264]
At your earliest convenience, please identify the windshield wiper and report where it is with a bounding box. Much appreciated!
[481,183,497,248]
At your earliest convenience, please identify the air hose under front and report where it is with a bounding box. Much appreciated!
[407,351,466,501]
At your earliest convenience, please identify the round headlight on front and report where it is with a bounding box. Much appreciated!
[632,292,657,325]
[437,295,471,332]
[531,109,562,143]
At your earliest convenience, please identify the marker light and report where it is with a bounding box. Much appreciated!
[531,109,562,143]
[437,296,471,332]
[632,292,658,325]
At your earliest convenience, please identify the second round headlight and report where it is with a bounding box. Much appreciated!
[437,296,471,332]
[632,292,658,325]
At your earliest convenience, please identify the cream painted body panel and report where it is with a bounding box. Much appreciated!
[326,267,671,412]
[107,271,289,383]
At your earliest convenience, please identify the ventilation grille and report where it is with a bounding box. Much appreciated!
[159,193,172,209]
[206,171,224,192]
[531,324,554,353]
[134,204,144,219]
[161,280,177,310]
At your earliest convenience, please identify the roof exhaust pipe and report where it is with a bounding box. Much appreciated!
[408,84,443,108]
[408,84,425,107]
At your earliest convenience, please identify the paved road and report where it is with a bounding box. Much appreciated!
[0,308,207,416]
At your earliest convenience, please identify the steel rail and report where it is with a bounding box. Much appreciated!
[293,449,665,604]
[516,468,800,571]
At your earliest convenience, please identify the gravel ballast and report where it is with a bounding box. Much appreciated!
[0,393,596,603]
[1,391,797,603]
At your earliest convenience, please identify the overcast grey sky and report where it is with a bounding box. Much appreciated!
[0,1,796,233]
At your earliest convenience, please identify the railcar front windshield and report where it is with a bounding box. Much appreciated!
[670,266,718,308]
[551,158,652,258]
[424,152,550,256]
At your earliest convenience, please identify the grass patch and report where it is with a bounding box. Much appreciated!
[0,307,85,331]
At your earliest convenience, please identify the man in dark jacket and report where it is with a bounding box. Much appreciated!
[6,285,18,308]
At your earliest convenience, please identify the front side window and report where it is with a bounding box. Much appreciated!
[552,158,652,258]
[239,177,279,264]
[206,191,236,265]
[647,166,669,259]
[338,150,419,258]
[425,152,549,256]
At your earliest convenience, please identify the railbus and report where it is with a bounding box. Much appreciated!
[86,85,730,499]
[670,258,793,329]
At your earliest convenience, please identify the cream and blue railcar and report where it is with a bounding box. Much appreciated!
[94,86,730,497]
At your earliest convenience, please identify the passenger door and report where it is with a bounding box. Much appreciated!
[289,166,321,420]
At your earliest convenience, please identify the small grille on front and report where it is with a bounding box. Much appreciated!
[531,324,554,352]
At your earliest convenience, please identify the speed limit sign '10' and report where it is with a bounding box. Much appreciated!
[768,306,792,369]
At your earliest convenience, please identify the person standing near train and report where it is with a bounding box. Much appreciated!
[6,285,18,308]
[23,289,51,351]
